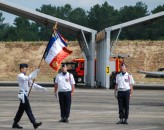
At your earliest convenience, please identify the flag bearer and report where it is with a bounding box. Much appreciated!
[114,63,134,125]
[54,63,75,123]
[12,63,47,129]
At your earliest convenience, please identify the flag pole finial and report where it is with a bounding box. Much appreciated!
[53,22,58,30]
[52,21,58,35]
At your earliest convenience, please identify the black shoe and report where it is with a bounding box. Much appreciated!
[116,119,123,124]
[64,118,69,123]
[12,123,23,129]
[123,119,128,125]
[59,118,65,122]
[33,122,42,129]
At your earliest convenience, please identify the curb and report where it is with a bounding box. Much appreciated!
[0,82,163,90]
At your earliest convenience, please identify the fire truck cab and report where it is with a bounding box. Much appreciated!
[71,58,85,83]
[57,58,85,83]
[59,56,125,88]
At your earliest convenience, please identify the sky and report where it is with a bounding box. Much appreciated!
[1,0,164,25]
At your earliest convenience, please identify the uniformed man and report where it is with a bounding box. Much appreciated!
[114,63,134,125]
[54,63,75,123]
[12,63,47,129]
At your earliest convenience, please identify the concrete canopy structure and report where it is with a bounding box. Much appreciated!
[0,0,97,87]
[96,11,164,88]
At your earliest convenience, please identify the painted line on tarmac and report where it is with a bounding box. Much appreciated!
[131,126,159,130]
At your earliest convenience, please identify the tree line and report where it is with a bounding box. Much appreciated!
[0,1,164,41]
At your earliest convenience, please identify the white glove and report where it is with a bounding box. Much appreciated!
[29,69,40,79]
[42,87,48,92]
[33,84,47,92]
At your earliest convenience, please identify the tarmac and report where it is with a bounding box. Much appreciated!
[0,85,164,130]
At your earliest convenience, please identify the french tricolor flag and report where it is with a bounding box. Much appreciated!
[44,32,72,71]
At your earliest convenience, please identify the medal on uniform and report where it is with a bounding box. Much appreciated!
[125,79,129,82]
[65,78,69,82]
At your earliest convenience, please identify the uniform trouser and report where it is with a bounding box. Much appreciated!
[58,91,71,118]
[117,90,130,119]
[14,95,35,124]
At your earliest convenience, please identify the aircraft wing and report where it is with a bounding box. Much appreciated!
[137,70,164,77]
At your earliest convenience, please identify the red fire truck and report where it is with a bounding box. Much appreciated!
[60,57,125,88]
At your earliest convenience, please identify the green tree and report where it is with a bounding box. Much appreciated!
[36,4,57,40]
[0,12,5,29]
[87,2,118,31]
[36,4,57,16]
[147,5,164,40]
[118,2,148,23]
[36,4,73,40]
[3,17,39,41]
[3,26,17,41]
[1,2,163,41]
[37,4,85,40]
[14,17,38,41]
[0,12,10,41]
[118,2,149,40]
[69,7,87,26]
[56,4,72,20]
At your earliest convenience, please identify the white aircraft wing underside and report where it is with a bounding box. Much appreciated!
[137,70,164,77]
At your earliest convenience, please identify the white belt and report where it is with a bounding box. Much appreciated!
[118,88,129,91]
[18,92,25,103]
[18,90,28,103]
[20,90,28,95]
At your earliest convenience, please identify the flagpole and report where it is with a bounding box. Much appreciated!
[28,22,58,97]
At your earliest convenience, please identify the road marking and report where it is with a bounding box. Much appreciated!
[131,126,159,130]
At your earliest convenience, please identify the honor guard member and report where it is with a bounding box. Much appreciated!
[114,63,134,125]
[12,63,47,129]
[54,63,75,123]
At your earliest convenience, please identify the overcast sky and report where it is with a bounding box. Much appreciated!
[1,0,164,25]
